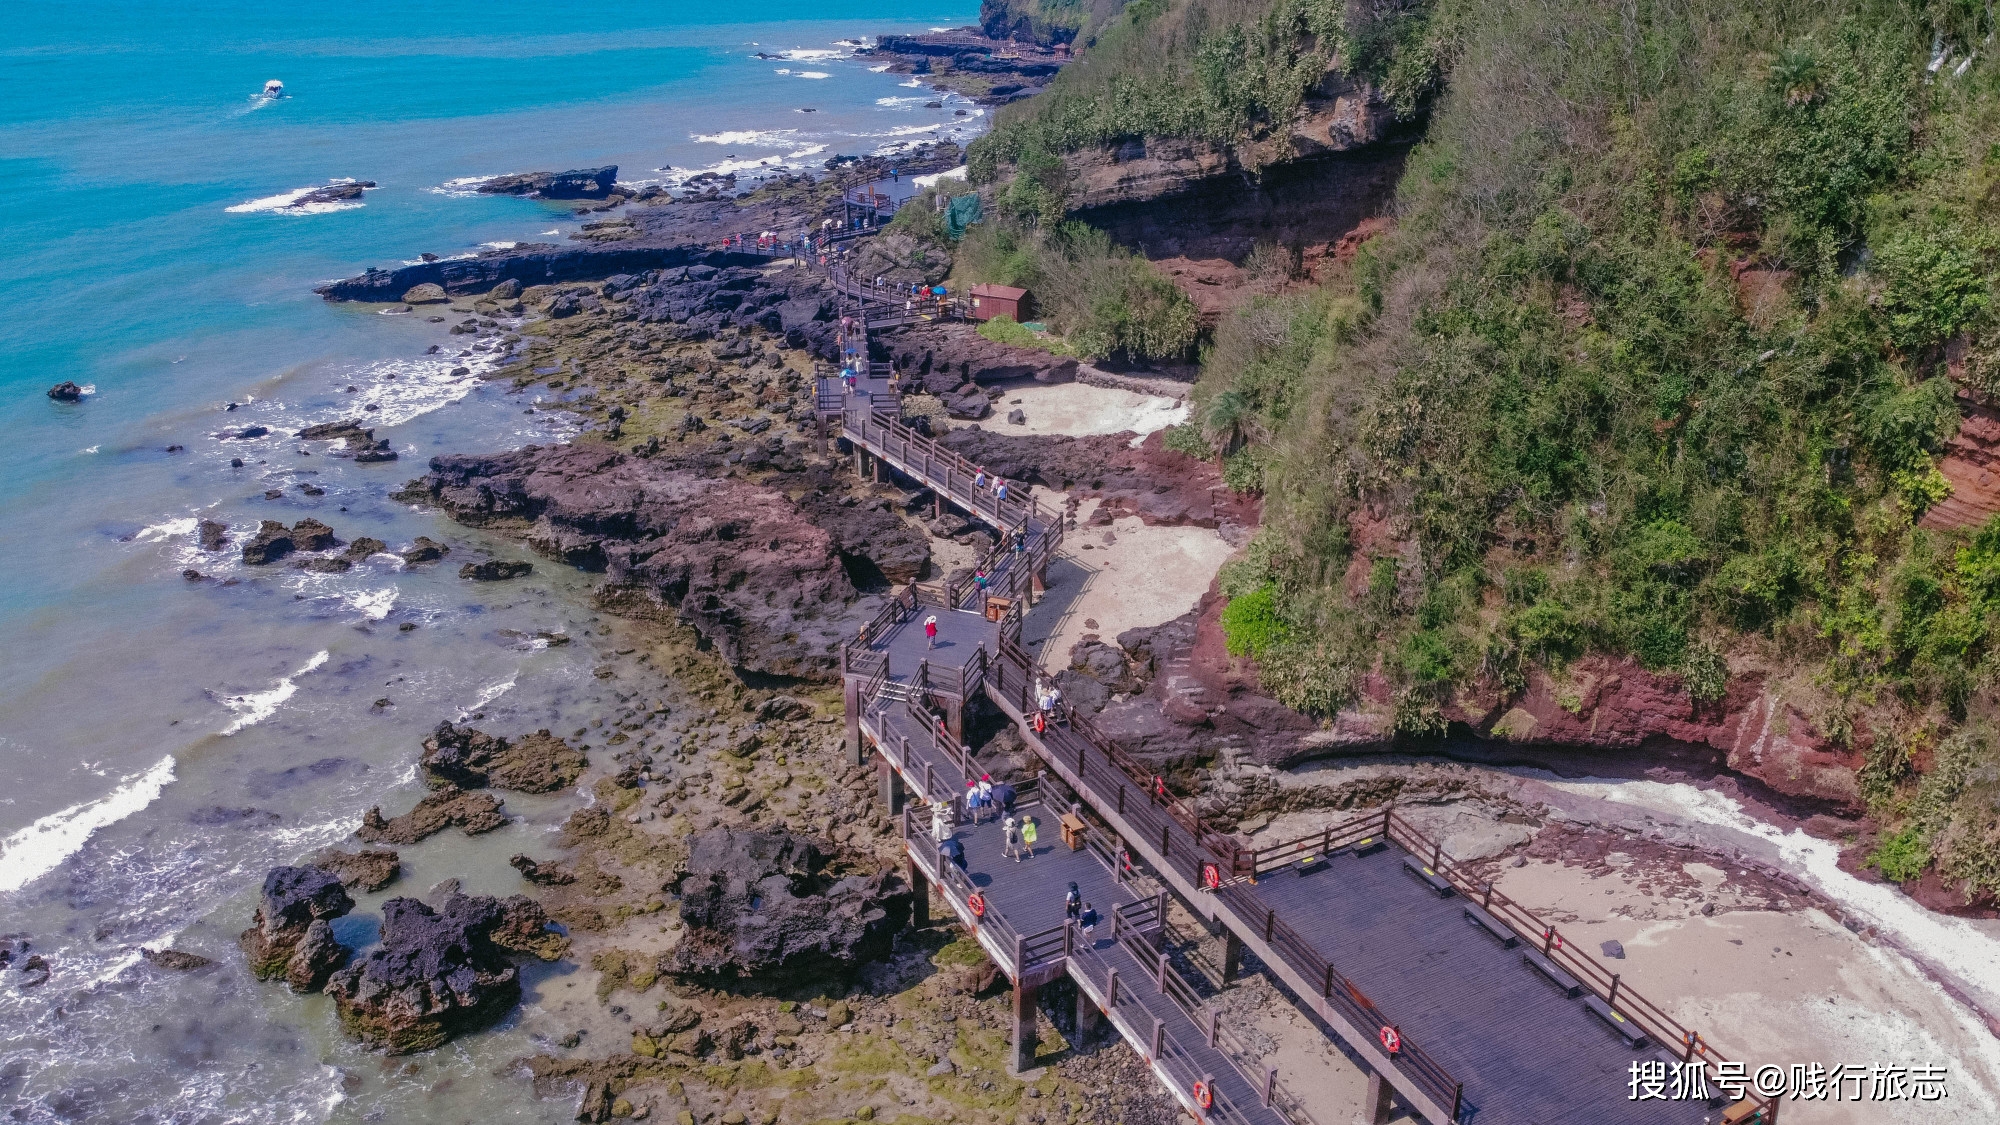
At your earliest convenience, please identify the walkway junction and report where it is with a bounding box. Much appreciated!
[816,288,1776,1125]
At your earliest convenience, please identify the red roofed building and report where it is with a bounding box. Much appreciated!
[968,283,1030,322]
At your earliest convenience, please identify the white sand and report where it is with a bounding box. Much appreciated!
[1031,505,1235,664]
[991,382,1189,446]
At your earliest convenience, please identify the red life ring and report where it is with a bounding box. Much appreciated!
[1033,711,1046,734]
[1202,864,1221,890]
[1379,1026,1401,1054]
[1191,1081,1213,1110]
[1154,776,1167,799]
[967,892,987,918]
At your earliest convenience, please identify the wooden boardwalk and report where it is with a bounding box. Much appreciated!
[832,323,1776,1125]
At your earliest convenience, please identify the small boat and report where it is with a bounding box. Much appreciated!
[262,80,284,99]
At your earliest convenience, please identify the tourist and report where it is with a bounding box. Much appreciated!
[964,778,983,822]
[1078,902,1099,934]
[1064,882,1081,922]
[995,480,1008,503]
[931,800,952,843]
[974,569,988,594]
[925,614,938,649]
[977,774,994,817]
[973,469,987,489]
[940,836,967,871]
[1002,815,1021,861]
[990,780,1016,817]
[1019,815,1039,859]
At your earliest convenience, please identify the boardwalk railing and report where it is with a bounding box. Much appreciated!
[1244,808,1780,1123]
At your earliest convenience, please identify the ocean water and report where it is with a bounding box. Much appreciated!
[0,4,978,1121]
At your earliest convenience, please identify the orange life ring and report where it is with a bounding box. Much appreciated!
[1202,864,1221,891]
[967,892,987,918]
[1379,1026,1401,1054]
[1033,711,1046,734]
[1191,1081,1213,1110]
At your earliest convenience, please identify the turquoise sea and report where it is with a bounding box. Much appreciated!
[0,5,977,1121]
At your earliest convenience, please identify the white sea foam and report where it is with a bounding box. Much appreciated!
[134,517,197,543]
[774,68,792,75]
[456,672,519,720]
[344,588,398,621]
[216,650,328,735]
[877,95,930,107]
[869,64,892,72]
[0,756,177,895]
[79,445,100,454]
[225,182,365,216]
[693,129,798,147]
[900,78,925,87]
[429,174,498,197]
[779,48,849,61]
[795,71,832,80]
[480,240,522,251]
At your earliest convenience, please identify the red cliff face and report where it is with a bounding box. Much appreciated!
[1920,392,2000,531]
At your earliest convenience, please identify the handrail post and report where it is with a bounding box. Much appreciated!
[1262,1067,1277,1107]
[1607,973,1621,1008]
[1206,1009,1219,1047]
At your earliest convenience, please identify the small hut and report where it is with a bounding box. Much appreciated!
[968,283,1030,322]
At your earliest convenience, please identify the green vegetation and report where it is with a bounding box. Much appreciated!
[966,0,2000,898]
[970,0,1447,177]
[955,220,1199,362]
[976,314,1078,357]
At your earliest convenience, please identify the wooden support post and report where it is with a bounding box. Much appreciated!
[1107,969,1120,1008]
[1160,824,1171,860]
[907,856,930,930]
[878,753,904,815]
[1155,891,1168,938]
[1264,908,1275,942]
[1366,1069,1395,1125]
[1483,882,1495,909]
[1221,930,1244,985]
[1607,973,1621,1008]
[947,700,963,742]
[1149,1017,1165,1060]
[814,411,828,457]
[1262,1067,1277,1108]
[1075,981,1103,1044]
[1323,963,1335,999]
[1155,950,1169,993]
[1010,977,1040,1075]
[844,677,862,765]
[1117,786,1126,815]
[1205,1009,1219,1047]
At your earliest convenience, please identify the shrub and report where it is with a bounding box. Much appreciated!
[1161,421,1214,459]
[1220,583,1288,656]
[1874,229,1990,351]
[1868,826,1930,883]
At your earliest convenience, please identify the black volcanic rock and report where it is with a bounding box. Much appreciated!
[458,558,532,581]
[241,521,295,565]
[240,866,354,986]
[47,381,85,402]
[475,167,618,200]
[420,722,585,793]
[323,893,563,1054]
[410,444,875,678]
[666,828,910,984]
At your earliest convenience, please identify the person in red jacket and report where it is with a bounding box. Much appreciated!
[925,615,938,649]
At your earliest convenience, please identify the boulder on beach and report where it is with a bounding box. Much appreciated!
[458,559,532,581]
[666,828,911,985]
[402,283,449,304]
[355,784,507,845]
[322,892,563,1054]
[420,722,586,793]
[239,865,354,988]
[47,381,85,402]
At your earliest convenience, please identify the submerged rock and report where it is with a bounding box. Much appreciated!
[666,828,910,985]
[240,865,354,988]
[323,892,563,1054]
[474,167,619,200]
[198,519,229,551]
[458,558,533,581]
[400,536,449,564]
[421,722,586,793]
[354,784,507,845]
[141,947,215,972]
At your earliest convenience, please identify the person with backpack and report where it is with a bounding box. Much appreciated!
[1001,815,1022,861]
[964,778,983,822]
[1064,882,1081,922]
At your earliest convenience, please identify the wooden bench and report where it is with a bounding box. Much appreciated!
[1582,994,1649,1047]
[1521,948,1583,997]
[1401,856,1455,897]
[1349,835,1387,858]
[1293,853,1329,876]
[1461,902,1518,947]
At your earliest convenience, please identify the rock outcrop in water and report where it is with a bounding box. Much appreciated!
[355,784,507,845]
[323,892,565,1054]
[666,828,911,985]
[420,722,586,793]
[408,444,885,677]
[475,167,619,200]
[309,846,403,892]
[46,381,85,402]
[239,865,355,990]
